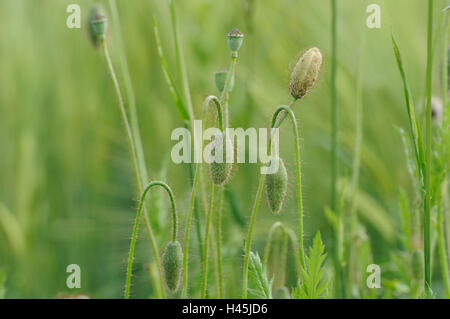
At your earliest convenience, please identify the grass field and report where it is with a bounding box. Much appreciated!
[0,0,448,299]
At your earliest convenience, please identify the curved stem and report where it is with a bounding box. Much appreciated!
[271,106,306,269]
[125,181,177,299]
[241,101,296,299]
[263,222,286,268]
[201,182,216,298]
[203,95,224,131]
[279,232,289,286]
[181,95,225,298]
[102,40,165,299]
[262,222,289,286]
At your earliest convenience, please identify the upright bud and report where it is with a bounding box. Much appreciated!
[209,132,234,185]
[289,47,322,99]
[162,241,183,292]
[88,5,107,48]
[227,28,244,53]
[265,157,288,214]
[215,69,234,93]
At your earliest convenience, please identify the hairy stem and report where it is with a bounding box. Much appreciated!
[215,187,225,298]
[181,96,224,298]
[201,183,216,298]
[101,40,165,299]
[124,181,177,299]
[242,101,296,299]
[108,0,148,185]
[271,106,306,269]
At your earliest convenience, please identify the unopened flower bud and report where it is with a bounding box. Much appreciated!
[289,47,322,99]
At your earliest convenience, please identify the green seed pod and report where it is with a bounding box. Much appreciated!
[289,47,322,99]
[209,132,234,185]
[274,286,291,299]
[215,69,234,93]
[411,249,423,279]
[265,157,288,214]
[227,28,244,52]
[88,5,107,48]
[162,241,183,292]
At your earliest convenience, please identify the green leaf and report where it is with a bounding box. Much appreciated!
[248,252,273,299]
[293,232,329,299]
[392,34,425,181]
[153,17,190,122]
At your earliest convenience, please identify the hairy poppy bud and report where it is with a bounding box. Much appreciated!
[162,241,183,292]
[265,157,288,214]
[289,47,322,99]
[209,132,234,185]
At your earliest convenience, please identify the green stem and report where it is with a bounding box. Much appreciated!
[215,187,225,298]
[330,0,345,298]
[201,182,216,298]
[181,96,224,298]
[102,40,165,299]
[347,13,366,296]
[220,56,237,126]
[262,221,290,286]
[124,181,177,299]
[108,0,148,185]
[181,163,200,298]
[263,222,285,268]
[242,101,297,299]
[242,103,295,299]
[271,106,306,269]
[242,173,265,299]
[437,189,450,297]
[279,232,289,286]
[424,0,434,296]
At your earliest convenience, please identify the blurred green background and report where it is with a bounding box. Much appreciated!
[0,0,446,298]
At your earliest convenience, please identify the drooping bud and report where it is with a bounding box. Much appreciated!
[265,157,288,214]
[215,68,234,93]
[227,28,244,53]
[274,286,291,299]
[162,241,183,292]
[208,132,234,185]
[88,5,107,48]
[289,47,322,99]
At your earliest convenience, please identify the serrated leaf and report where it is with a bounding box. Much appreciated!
[293,232,329,299]
[248,252,273,299]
